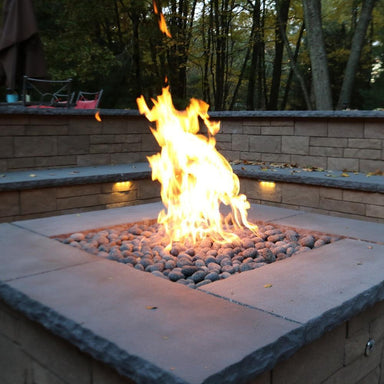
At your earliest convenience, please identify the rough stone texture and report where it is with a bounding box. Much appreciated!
[14,136,58,157]
[327,157,360,172]
[232,134,249,151]
[328,121,364,138]
[20,188,57,215]
[249,135,281,153]
[272,324,345,384]
[0,301,135,384]
[281,184,320,207]
[233,164,384,193]
[281,136,309,155]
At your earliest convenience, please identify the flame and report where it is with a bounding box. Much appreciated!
[158,14,172,38]
[95,111,102,122]
[153,0,172,38]
[137,87,257,247]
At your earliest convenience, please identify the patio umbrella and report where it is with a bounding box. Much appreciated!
[0,0,47,92]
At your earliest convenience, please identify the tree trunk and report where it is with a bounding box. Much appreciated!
[167,0,197,105]
[201,1,211,104]
[229,45,251,110]
[280,21,311,109]
[267,0,290,110]
[336,0,377,109]
[246,0,261,110]
[302,0,333,110]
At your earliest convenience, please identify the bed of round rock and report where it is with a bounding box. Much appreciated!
[56,221,340,289]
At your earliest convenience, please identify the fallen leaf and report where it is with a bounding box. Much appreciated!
[29,174,36,177]
[95,111,102,122]
[367,169,384,177]
[146,306,158,310]
[264,283,273,288]
[341,173,350,177]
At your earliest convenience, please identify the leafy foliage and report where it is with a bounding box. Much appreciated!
[0,0,383,109]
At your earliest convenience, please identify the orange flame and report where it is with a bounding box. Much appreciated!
[158,13,172,38]
[137,87,257,247]
[153,0,172,38]
[95,111,102,122]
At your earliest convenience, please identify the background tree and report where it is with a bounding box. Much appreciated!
[336,0,378,109]
[267,0,290,110]
[302,0,333,109]
[0,0,383,110]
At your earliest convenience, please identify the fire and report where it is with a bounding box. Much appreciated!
[137,87,257,247]
[95,111,102,122]
[153,0,172,38]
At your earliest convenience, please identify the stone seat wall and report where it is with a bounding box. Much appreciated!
[0,107,383,223]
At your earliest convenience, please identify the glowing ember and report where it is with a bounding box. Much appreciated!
[153,0,172,38]
[137,87,258,248]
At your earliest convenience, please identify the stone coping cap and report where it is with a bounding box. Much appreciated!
[0,162,151,191]
[1,104,384,119]
[1,202,384,383]
[232,163,384,193]
[1,162,383,193]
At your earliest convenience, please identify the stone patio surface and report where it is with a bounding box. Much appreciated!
[1,202,384,383]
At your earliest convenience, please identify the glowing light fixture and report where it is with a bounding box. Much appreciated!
[259,181,276,190]
[114,181,132,191]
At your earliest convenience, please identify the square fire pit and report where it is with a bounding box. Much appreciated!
[1,202,384,384]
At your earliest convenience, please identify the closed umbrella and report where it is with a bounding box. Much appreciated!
[0,0,47,95]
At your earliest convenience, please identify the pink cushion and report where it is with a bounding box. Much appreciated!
[75,99,98,109]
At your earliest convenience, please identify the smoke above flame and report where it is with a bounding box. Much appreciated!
[137,87,257,248]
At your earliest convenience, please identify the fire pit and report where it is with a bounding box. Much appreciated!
[55,217,340,289]
[1,202,384,384]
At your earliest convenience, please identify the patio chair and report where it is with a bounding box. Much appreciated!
[74,89,103,109]
[22,76,73,108]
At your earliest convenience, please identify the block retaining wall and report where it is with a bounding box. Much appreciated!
[0,108,383,173]
[0,108,383,223]
[1,297,383,384]
[0,179,161,223]
[241,179,384,223]
[0,176,383,224]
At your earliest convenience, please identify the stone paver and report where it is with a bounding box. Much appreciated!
[0,223,96,281]
[14,201,163,237]
[202,239,384,341]
[272,212,384,243]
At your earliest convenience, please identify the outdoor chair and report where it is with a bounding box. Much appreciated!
[22,76,73,108]
[74,89,103,109]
